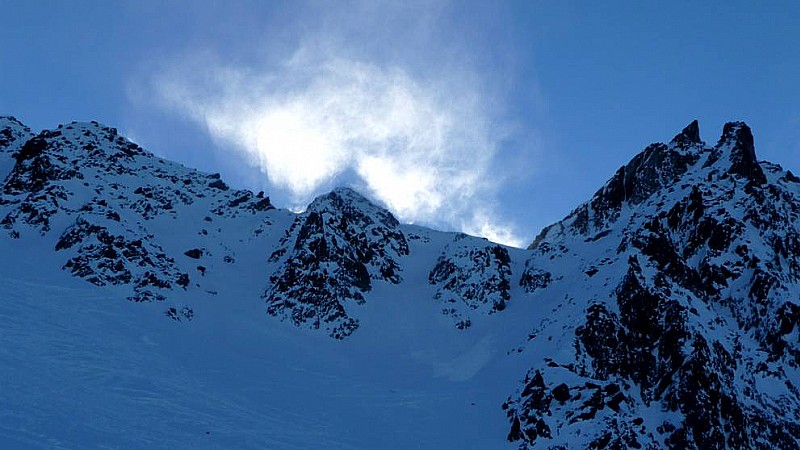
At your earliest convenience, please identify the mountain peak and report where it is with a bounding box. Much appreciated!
[670,119,702,146]
[701,121,767,184]
[265,186,409,339]
[532,121,706,243]
[308,187,400,227]
[717,121,766,183]
[327,186,371,203]
[719,120,750,142]
[0,116,33,157]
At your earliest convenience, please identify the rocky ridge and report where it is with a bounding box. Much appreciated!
[1,115,799,449]
[0,117,277,303]
[0,116,509,333]
[506,121,800,449]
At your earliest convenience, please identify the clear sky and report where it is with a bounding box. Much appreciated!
[2,1,799,246]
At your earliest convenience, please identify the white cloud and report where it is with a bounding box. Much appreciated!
[462,211,525,249]
[147,51,524,246]
[143,42,525,246]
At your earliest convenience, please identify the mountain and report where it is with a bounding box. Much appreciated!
[0,116,798,449]
[506,121,800,449]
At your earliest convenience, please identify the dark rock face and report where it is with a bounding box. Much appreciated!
[671,120,701,147]
[55,216,181,302]
[264,188,409,339]
[0,116,33,151]
[428,234,512,329]
[505,371,641,449]
[509,121,800,449]
[711,122,767,185]
[0,117,34,183]
[184,248,203,259]
[519,262,552,293]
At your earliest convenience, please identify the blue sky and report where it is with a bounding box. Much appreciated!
[2,1,799,246]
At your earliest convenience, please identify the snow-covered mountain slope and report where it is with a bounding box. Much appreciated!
[0,117,287,306]
[1,116,799,449]
[0,240,534,449]
[506,121,800,449]
[0,116,535,449]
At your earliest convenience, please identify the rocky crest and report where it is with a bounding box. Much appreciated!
[506,121,800,449]
[264,188,409,339]
[429,233,512,329]
[0,119,276,303]
[0,116,33,161]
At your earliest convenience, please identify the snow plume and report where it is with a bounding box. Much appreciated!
[141,11,524,247]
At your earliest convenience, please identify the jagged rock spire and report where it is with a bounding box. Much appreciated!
[671,119,702,146]
[717,121,766,184]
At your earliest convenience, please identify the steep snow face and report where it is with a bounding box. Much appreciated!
[506,121,800,449]
[0,121,284,303]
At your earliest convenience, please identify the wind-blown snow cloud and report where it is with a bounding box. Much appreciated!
[137,3,526,247]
